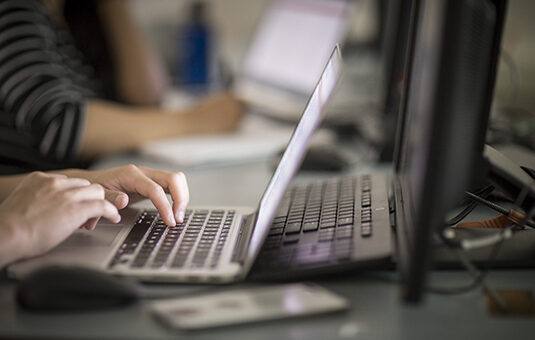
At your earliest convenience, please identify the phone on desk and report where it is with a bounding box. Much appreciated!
[151,283,348,331]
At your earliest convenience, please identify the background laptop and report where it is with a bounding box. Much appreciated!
[234,0,349,119]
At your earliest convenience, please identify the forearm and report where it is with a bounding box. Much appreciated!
[97,0,169,105]
[80,100,192,159]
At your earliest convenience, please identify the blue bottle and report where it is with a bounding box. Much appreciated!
[175,1,212,89]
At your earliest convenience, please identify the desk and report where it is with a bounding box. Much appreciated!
[1,156,535,339]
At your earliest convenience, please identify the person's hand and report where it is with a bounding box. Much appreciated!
[0,172,120,266]
[81,165,189,227]
[181,93,244,134]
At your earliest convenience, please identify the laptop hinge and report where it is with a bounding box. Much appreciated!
[231,213,256,264]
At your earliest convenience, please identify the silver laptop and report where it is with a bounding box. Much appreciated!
[10,45,384,282]
[234,0,348,119]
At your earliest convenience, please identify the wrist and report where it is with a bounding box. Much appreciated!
[0,218,28,267]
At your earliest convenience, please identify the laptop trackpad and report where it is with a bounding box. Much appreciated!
[60,225,124,248]
[7,225,125,279]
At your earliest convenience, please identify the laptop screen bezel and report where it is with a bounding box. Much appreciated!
[242,45,343,273]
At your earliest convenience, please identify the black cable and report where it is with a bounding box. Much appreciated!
[428,176,535,315]
[446,201,479,227]
[446,199,478,226]
[445,187,535,230]
[465,191,535,229]
[446,185,494,226]
[429,202,535,313]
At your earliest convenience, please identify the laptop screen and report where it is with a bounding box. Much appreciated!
[242,0,347,95]
[246,46,343,264]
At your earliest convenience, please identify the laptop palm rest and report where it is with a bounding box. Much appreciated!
[7,208,140,278]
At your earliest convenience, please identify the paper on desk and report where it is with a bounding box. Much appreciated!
[138,114,297,167]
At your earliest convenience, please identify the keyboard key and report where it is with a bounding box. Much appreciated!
[318,229,335,242]
[361,222,372,237]
[283,233,300,244]
[337,217,354,226]
[269,227,284,236]
[303,221,319,232]
[285,222,302,234]
[319,220,336,229]
[336,228,353,239]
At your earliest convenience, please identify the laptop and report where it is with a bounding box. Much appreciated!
[10,45,388,282]
[234,0,349,119]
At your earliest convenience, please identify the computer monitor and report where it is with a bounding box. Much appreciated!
[378,0,417,161]
[393,0,507,302]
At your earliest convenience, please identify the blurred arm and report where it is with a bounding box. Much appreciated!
[80,93,244,159]
[97,0,169,105]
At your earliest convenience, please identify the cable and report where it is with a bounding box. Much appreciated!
[446,185,495,226]
[429,224,516,314]
[455,247,510,315]
[464,191,535,229]
[429,175,535,312]
[430,200,535,313]
[429,230,512,314]
[446,200,479,226]
[426,240,502,295]
[465,191,508,215]
[441,183,535,249]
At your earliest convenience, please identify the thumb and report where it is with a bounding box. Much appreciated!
[104,188,129,209]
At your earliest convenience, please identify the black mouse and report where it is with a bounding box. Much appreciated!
[17,265,142,311]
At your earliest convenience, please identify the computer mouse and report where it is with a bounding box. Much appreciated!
[16,265,142,311]
[299,145,351,172]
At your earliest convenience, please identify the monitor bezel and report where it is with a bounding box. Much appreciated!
[393,0,506,303]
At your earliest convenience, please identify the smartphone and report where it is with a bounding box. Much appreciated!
[150,283,349,330]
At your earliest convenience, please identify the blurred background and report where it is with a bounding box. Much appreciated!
[130,0,534,155]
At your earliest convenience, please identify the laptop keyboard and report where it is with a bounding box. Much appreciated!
[254,175,373,270]
[109,209,235,270]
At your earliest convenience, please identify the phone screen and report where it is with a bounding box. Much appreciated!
[151,283,348,330]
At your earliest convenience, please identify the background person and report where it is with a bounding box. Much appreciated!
[0,0,244,175]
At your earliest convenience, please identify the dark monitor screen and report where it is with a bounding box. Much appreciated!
[378,0,416,160]
[380,0,414,118]
[394,0,506,302]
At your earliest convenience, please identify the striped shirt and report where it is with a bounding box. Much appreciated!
[0,0,101,174]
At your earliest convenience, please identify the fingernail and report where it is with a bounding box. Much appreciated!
[177,210,185,223]
[114,195,123,206]
[168,212,177,226]
[114,214,121,223]
[114,193,128,208]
